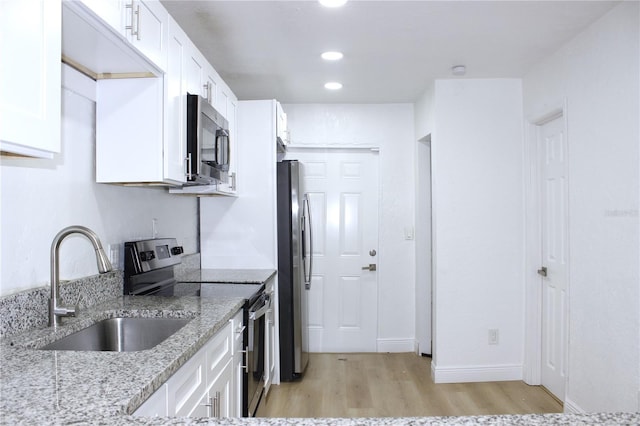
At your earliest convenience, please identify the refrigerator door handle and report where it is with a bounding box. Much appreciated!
[303,195,313,290]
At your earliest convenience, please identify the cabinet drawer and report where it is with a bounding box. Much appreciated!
[205,322,232,386]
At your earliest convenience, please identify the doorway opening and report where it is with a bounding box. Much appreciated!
[416,134,432,356]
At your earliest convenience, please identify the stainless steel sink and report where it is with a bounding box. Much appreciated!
[41,317,191,352]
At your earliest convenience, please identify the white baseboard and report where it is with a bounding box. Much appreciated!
[564,398,585,414]
[432,362,523,383]
[376,338,415,353]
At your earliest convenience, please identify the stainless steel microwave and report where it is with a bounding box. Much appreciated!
[186,93,230,185]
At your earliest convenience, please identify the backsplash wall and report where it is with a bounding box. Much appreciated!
[0,65,199,297]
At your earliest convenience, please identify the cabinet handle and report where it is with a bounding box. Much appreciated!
[241,347,248,373]
[203,82,213,104]
[212,391,221,418]
[125,2,140,40]
[201,396,213,417]
[185,153,192,180]
[230,172,236,192]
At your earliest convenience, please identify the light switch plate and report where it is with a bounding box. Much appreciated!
[404,226,415,240]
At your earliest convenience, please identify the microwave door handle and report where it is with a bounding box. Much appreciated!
[226,133,230,165]
[215,131,220,166]
[221,131,229,166]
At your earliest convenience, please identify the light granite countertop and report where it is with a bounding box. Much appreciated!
[0,293,249,425]
[1,280,638,425]
[176,268,277,285]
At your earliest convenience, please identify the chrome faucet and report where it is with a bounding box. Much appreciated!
[50,226,113,327]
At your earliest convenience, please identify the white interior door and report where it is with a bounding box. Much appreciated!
[539,115,569,401]
[287,148,379,352]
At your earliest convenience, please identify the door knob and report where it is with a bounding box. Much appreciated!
[362,264,377,271]
[537,266,548,277]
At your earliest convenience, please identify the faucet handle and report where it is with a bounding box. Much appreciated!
[53,305,77,318]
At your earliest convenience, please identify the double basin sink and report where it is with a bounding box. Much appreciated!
[41,317,191,352]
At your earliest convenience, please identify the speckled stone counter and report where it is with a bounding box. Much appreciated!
[0,293,249,425]
[177,268,276,285]
[1,288,637,425]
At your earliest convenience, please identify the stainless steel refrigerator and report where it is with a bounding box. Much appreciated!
[277,160,312,381]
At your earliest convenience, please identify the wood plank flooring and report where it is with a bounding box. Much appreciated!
[256,353,563,418]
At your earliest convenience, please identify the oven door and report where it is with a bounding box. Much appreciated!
[247,292,269,416]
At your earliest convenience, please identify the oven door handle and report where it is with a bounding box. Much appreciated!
[249,303,269,321]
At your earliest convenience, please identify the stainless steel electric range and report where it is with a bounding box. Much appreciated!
[123,238,267,417]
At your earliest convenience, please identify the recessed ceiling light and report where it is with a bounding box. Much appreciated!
[321,51,344,61]
[319,0,347,7]
[324,82,343,90]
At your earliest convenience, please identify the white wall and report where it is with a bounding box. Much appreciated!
[431,79,525,382]
[523,2,639,412]
[200,100,278,269]
[284,103,416,350]
[0,65,199,296]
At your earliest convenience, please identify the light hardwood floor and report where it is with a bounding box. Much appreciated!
[256,353,563,418]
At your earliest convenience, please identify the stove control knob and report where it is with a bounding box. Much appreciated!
[171,246,184,255]
[140,250,156,261]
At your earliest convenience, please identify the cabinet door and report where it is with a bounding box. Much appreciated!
[208,360,233,418]
[125,0,167,71]
[204,323,232,383]
[232,347,244,417]
[215,85,229,119]
[0,0,61,158]
[216,95,238,194]
[134,384,168,417]
[185,43,205,97]
[166,350,208,417]
[78,0,124,30]
[165,17,187,183]
[230,310,245,417]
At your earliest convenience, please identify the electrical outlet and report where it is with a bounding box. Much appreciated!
[488,329,499,345]
[108,244,120,270]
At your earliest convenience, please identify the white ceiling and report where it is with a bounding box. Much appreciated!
[161,0,619,104]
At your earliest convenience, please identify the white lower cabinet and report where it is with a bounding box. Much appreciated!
[206,358,233,417]
[231,309,245,416]
[135,383,168,416]
[167,349,207,416]
[134,310,243,418]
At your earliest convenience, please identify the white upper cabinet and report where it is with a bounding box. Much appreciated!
[276,101,289,147]
[0,0,61,159]
[216,95,238,194]
[185,42,206,97]
[169,43,239,196]
[62,0,166,77]
[76,0,124,30]
[165,16,188,183]
[125,0,168,71]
